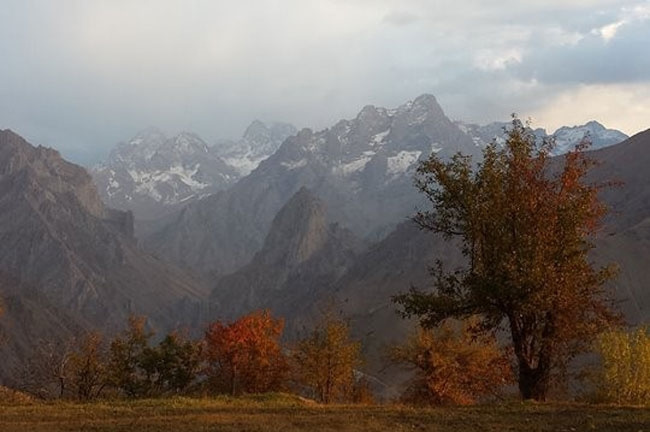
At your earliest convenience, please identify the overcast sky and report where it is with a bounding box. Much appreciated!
[1,0,649,164]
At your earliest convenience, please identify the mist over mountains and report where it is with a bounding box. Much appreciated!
[0,94,646,394]
[91,121,296,221]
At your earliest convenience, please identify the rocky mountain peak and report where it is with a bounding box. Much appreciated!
[242,120,269,142]
[0,129,35,175]
[393,93,447,128]
[458,119,628,155]
[356,105,387,122]
[412,93,443,111]
[162,132,210,156]
[131,126,167,143]
[108,128,168,169]
[1,129,107,219]
[260,187,328,267]
[210,187,364,321]
[553,121,628,154]
[585,120,604,129]
[217,120,298,177]
[93,128,239,221]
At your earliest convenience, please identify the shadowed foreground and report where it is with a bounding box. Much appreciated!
[1,394,649,432]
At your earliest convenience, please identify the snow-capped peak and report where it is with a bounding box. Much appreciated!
[216,120,298,176]
[457,120,627,155]
[92,128,239,219]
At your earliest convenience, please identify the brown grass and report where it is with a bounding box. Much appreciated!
[0,393,649,432]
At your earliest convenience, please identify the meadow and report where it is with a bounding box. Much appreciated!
[1,393,649,432]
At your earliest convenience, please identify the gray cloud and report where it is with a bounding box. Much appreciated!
[0,0,648,165]
[383,10,420,26]
[514,20,650,84]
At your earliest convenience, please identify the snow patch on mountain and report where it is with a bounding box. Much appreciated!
[92,128,238,219]
[335,155,373,176]
[214,121,297,176]
[387,150,422,177]
[281,159,308,170]
[371,129,390,146]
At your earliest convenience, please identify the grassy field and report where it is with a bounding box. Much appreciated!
[0,393,649,432]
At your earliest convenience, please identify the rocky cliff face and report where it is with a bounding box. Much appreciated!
[145,94,480,277]
[0,129,208,377]
[210,187,364,324]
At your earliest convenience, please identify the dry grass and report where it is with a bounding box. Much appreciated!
[0,386,34,405]
[0,393,649,432]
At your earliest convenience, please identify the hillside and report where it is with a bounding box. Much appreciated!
[0,130,208,377]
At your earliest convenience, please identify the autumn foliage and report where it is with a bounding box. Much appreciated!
[395,119,619,400]
[68,332,107,400]
[592,326,650,405]
[391,320,512,405]
[203,310,288,395]
[293,317,362,403]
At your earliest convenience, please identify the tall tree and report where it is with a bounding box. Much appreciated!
[68,332,107,400]
[293,317,362,404]
[204,310,288,395]
[395,119,619,400]
[147,332,202,394]
[107,315,154,397]
[16,339,74,399]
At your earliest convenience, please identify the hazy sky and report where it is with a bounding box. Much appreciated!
[1,0,649,164]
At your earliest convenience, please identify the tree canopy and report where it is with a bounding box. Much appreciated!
[395,119,619,400]
[204,310,288,395]
[293,316,362,403]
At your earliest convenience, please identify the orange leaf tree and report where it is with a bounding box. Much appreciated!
[204,310,288,395]
[391,319,512,405]
[395,118,619,401]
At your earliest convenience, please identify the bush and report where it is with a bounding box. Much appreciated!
[391,319,513,405]
[593,326,650,405]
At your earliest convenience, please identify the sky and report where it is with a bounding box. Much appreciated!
[1,0,649,165]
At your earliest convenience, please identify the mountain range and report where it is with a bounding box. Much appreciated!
[92,98,628,244]
[0,94,646,395]
[143,95,481,277]
[91,121,296,223]
[457,119,628,154]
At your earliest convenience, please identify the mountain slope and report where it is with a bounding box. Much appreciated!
[145,94,480,276]
[0,129,208,377]
[587,128,650,232]
[210,188,364,327]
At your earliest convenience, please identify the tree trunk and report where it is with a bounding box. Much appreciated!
[508,316,552,401]
[518,361,550,401]
[230,365,237,396]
